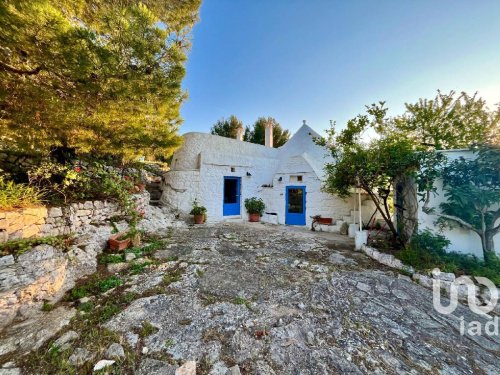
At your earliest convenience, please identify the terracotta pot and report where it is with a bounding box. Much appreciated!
[108,232,131,252]
[194,214,205,224]
[317,217,333,225]
[249,213,261,222]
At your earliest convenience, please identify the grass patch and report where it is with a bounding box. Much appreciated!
[97,276,123,292]
[0,176,44,211]
[98,254,123,264]
[234,297,252,309]
[163,269,182,285]
[0,235,73,257]
[390,230,500,286]
[200,293,218,306]
[41,301,55,312]
[20,288,140,374]
[129,261,154,275]
[125,246,143,258]
[77,301,93,313]
[164,339,175,348]
[67,275,123,301]
[139,321,159,338]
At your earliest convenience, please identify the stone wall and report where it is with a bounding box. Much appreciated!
[0,192,149,243]
[0,150,40,176]
[0,192,150,331]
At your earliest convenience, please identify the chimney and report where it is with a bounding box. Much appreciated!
[236,125,244,141]
[264,121,273,148]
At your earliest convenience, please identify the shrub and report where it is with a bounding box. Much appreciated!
[244,197,265,216]
[0,176,44,210]
[190,199,207,216]
[41,302,55,312]
[396,230,500,285]
[397,230,450,269]
[28,161,134,207]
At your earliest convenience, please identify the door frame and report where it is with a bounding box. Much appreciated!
[223,176,241,216]
[285,185,306,225]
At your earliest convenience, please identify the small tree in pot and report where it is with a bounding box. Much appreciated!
[245,197,265,222]
[190,199,207,224]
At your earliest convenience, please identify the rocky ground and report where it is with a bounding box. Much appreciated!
[1,221,499,374]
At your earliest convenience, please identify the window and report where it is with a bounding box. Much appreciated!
[297,176,303,182]
[290,175,303,183]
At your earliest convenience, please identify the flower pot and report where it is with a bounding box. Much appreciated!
[108,232,131,252]
[194,214,205,224]
[317,217,333,225]
[249,213,261,222]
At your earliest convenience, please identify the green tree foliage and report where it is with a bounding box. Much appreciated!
[0,0,201,161]
[210,115,244,139]
[388,91,500,149]
[318,103,426,240]
[244,117,290,147]
[422,147,500,262]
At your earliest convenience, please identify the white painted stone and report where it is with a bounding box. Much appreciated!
[354,230,367,250]
[93,360,115,372]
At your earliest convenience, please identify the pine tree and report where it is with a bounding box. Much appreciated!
[0,0,201,161]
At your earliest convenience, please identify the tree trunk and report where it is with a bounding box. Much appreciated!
[365,187,400,242]
[481,231,497,263]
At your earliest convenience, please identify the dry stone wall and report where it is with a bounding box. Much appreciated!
[0,192,149,243]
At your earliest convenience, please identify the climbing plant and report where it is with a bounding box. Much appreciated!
[421,147,500,263]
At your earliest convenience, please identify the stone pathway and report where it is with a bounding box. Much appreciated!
[107,223,499,374]
[3,222,499,374]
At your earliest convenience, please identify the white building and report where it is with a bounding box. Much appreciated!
[161,121,377,229]
[399,149,500,259]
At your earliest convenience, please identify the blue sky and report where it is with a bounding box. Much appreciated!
[180,1,500,137]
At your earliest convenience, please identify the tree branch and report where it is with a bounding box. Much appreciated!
[0,61,44,75]
[422,189,479,233]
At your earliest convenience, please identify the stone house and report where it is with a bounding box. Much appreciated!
[161,121,378,229]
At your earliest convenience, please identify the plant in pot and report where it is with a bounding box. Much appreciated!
[108,231,131,252]
[190,199,207,224]
[244,197,265,222]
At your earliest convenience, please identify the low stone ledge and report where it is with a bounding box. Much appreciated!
[360,244,500,314]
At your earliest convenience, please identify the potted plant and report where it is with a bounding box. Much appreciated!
[190,199,207,224]
[108,231,131,252]
[244,197,265,222]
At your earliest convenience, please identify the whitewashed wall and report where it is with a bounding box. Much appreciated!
[162,127,356,227]
[416,150,500,259]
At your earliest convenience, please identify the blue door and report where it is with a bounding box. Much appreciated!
[286,186,306,225]
[223,177,241,216]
